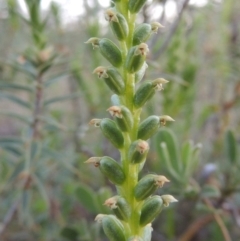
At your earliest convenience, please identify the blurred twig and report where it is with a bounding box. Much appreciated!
[153,0,190,59]
[0,201,19,237]
[178,214,214,241]
[203,198,232,241]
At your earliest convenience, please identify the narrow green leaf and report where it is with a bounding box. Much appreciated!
[44,92,80,106]
[0,137,23,144]
[190,143,201,173]
[159,142,181,183]
[181,141,194,177]
[0,144,22,156]
[33,174,50,208]
[156,128,181,172]
[0,111,31,124]
[8,159,25,182]
[40,116,68,131]
[224,130,237,164]
[0,93,31,109]
[75,184,99,214]
[2,61,37,77]
[0,137,23,156]
[44,72,69,87]
[0,82,33,92]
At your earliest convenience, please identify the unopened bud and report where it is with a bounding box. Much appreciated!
[111,94,121,106]
[161,195,178,207]
[86,156,126,185]
[100,118,124,149]
[142,224,153,241]
[133,22,163,46]
[128,0,148,13]
[126,44,149,73]
[104,196,131,221]
[128,140,149,164]
[138,115,174,140]
[86,38,122,67]
[137,115,160,140]
[140,196,163,226]
[89,118,124,149]
[96,214,126,241]
[107,105,133,132]
[134,78,169,108]
[135,62,148,83]
[105,9,129,41]
[134,174,170,200]
[133,23,151,46]
[93,67,125,95]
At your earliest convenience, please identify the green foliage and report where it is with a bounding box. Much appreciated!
[155,128,201,191]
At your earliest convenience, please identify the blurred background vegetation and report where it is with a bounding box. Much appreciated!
[0,0,239,240]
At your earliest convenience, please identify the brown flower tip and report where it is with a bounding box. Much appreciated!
[84,157,102,167]
[93,66,109,78]
[159,115,175,126]
[152,78,169,91]
[104,196,118,209]
[161,195,178,207]
[134,43,149,56]
[107,106,122,118]
[137,140,149,154]
[151,22,164,33]
[85,37,100,49]
[95,214,106,223]
[155,175,170,188]
[105,9,118,22]
[89,118,102,127]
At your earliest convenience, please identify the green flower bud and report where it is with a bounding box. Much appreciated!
[105,9,129,41]
[125,43,149,73]
[133,22,164,46]
[111,94,121,106]
[134,174,170,201]
[135,62,148,83]
[93,66,125,95]
[137,116,159,140]
[85,156,126,185]
[128,0,148,13]
[104,196,131,221]
[89,118,124,149]
[128,140,149,164]
[85,38,122,67]
[142,224,153,241]
[134,78,169,108]
[140,196,164,226]
[107,106,133,132]
[95,214,126,241]
[137,115,174,140]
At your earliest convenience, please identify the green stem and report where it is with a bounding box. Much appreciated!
[116,2,142,238]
